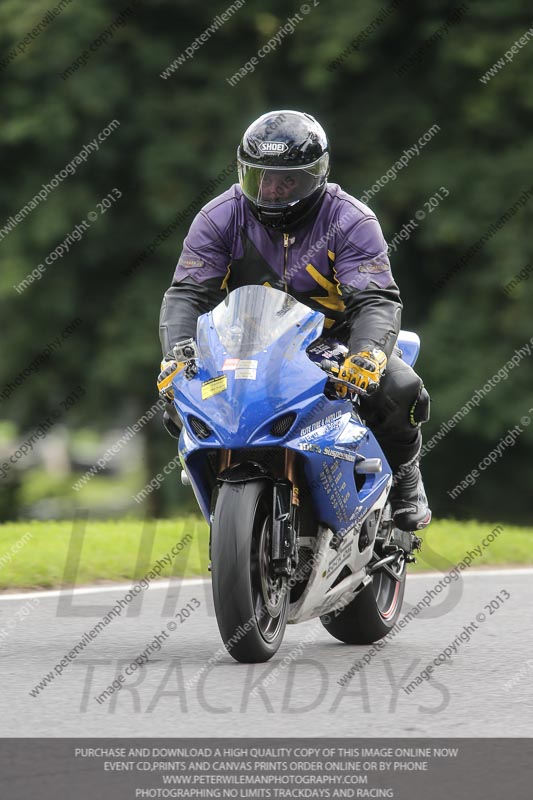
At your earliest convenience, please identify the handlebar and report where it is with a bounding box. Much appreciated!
[320,368,371,398]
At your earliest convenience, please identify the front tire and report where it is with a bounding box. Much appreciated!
[211,479,288,663]
[321,557,406,644]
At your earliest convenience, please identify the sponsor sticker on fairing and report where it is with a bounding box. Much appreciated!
[235,359,257,380]
[323,447,356,462]
[222,358,240,370]
[326,537,353,577]
[201,375,227,399]
[300,410,343,438]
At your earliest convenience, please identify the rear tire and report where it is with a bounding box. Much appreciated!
[211,479,288,663]
[321,557,406,644]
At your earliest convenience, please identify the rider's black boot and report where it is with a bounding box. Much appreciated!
[389,458,432,532]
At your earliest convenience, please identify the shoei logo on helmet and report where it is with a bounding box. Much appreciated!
[259,141,288,153]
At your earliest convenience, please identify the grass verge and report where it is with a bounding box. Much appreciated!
[0,517,530,590]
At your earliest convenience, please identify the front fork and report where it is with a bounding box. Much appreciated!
[217,449,299,578]
[271,450,299,577]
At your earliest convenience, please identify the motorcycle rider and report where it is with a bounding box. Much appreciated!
[158,110,431,532]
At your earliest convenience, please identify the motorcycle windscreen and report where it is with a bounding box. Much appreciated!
[195,285,325,437]
[210,284,317,356]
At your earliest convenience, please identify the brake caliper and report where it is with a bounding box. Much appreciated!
[271,479,297,577]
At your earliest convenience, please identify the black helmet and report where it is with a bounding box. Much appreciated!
[237,110,330,230]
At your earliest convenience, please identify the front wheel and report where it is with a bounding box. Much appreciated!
[321,556,406,644]
[211,479,288,662]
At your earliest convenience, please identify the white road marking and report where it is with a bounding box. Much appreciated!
[0,567,532,602]
[410,567,533,578]
[0,577,207,601]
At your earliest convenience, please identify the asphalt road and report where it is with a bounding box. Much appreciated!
[1,569,532,736]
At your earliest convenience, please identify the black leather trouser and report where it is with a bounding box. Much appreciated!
[358,353,430,471]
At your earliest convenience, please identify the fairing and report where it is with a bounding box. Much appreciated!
[173,285,393,527]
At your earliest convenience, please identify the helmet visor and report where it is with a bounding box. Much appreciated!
[238,153,329,210]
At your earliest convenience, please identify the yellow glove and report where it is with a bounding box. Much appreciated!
[157,358,185,402]
[337,348,387,397]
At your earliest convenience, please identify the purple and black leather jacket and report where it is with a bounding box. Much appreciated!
[159,182,402,358]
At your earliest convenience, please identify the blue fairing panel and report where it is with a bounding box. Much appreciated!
[397,330,420,367]
[171,287,416,527]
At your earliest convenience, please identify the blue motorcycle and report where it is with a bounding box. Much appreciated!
[169,285,422,663]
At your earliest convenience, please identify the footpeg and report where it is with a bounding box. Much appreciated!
[391,529,422,554]
[368,550,404,575]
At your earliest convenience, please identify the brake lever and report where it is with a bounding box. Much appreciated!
[321,369,370,399]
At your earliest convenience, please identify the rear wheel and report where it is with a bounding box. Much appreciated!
[211,479,289,662]
[320,555,406,644]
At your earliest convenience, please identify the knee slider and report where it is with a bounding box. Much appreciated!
[410,386,430,426]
